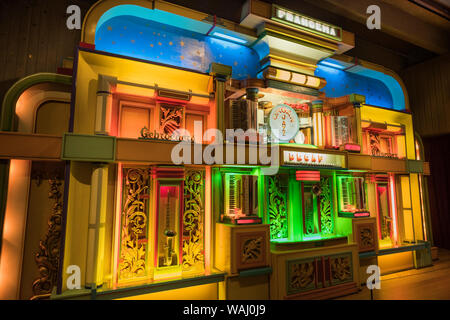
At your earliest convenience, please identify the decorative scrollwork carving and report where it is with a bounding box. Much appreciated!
[360,227,374,248]
[182,170,204,270]
[331,256,352,282]
[319,177,333,234]
[119,168,150,280]
[267,176,288,240]
[290,261,315,289]
[242,237,262,264]
[160,104,183,135]
[369,132,381,156]
[31,178,63,300]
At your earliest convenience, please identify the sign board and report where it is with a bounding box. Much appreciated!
[283,150,346,168]
[272,5,342,41]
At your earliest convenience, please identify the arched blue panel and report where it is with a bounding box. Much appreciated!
[315,65,394,109]
[315,58,406,110]
[95,5,259,79]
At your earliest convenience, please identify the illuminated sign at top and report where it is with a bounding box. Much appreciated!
[272,5,342,41]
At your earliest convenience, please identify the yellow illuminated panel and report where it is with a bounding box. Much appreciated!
[360,105,415,160]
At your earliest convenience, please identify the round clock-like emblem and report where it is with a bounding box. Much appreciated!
[269,104,300,142]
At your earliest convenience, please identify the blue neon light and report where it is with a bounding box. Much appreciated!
[211,31,247,44]
[318,60,346,70]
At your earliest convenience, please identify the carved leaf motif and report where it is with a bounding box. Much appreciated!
[267,176,288,239]
[182,170,204,270]
[119,168,149,280]
[319,177,334,234]
[160,105,183,135]
[242,237,262,264]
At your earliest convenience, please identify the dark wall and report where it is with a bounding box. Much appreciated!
[0,0,96,111]
[423,134,450,250]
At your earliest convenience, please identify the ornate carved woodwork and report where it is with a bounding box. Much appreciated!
[118,168,150,280]
[160,104,183,135]
[319,177,333,234]
[31,178,63,300]
[182,169,205,271]
[236,231,268,271]
[267,175,288,240]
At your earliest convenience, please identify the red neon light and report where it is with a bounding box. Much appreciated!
[354,212,370,217]
[283,102,309,112]
[296,171,320,181]
[344,143,361,152]
[236,218,261,224]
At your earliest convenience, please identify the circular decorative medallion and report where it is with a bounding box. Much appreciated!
[269,104,300,142]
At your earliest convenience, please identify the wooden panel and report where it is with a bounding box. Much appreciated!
[215,223,271,275]
[0,0,95,111]
[402,54,450,137]
[347,154,372,170]
[270,243,360,300]
[352,218,379,253]
[61,133,116,162]
[371,157,407,173]
[0,132,61,160]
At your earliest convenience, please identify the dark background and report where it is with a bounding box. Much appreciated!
[0,0,448,248]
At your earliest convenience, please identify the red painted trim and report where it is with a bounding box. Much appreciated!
[79,42,95,50]
[154,180,160,267]
[317,195,321,233]
[321,256,326,287]
[156,96,189,105]
[206,15,216,36]
[179,181,184,265]
[301,183,306,235]
[314,259,318,289]
[328,257,332,286]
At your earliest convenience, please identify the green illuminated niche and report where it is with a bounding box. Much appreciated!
[267,175,288,239]
[319,177,334,234]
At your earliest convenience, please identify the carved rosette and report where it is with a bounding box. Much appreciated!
[160,104,183,135]
[267,176,288,240]
[182,170,204,270]
[31,178,63,300]
[118,168,150,280]
[319,177,333,234]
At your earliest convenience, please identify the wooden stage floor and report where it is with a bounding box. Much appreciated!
[336,248,450,300]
